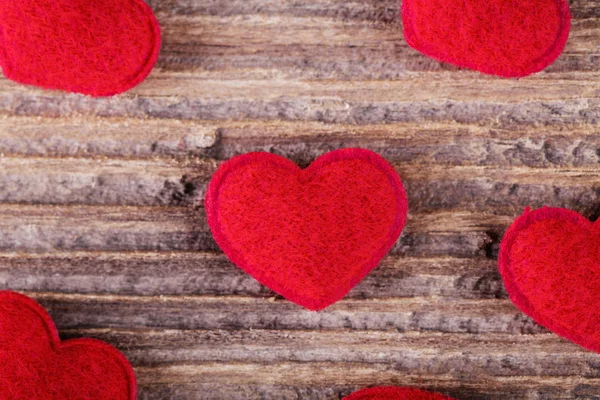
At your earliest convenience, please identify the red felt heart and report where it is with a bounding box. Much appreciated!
[499,207,600,352]
[402,0,571,77]
[205,149,408,311]
[0,0,161,96]
[0,291,136,400]
[344,386,457,400]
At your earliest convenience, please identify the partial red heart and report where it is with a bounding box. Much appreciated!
[0,291,136,400]
[344,386,457,400]
[0,0,161,96]
[402,0,571,77]
[499,207,600,352]
[205,149,408,311]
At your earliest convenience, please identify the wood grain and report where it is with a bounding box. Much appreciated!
[1,0,599,398]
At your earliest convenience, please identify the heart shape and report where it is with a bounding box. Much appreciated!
[402,0,571,77]
[344,386,456,400]
[0,291,136,399]
[499,207,600,352]
[205,149,408,311]
[0,0,161,96]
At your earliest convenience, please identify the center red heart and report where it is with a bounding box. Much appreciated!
[0,0,161,96]
[499,207,600,353]
[205,149,408,311]
[0,291,136,400]
[344,386,457,400]
[402,0,571,77]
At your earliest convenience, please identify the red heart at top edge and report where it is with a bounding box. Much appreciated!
[344,386,457,400]
[0,291,136,400]
[402,0,571,77]
[205,149,408,311]
[499,207,600,353]
[0,0,161,96]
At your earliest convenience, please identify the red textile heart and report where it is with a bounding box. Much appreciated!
[205,149,408,311]
[0,291,136,400]
[0,0,161,96]
[499,207,600,353]
[344,386,456,400]
[402,0,571,77]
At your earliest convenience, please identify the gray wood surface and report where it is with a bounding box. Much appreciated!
[1,0,600,398]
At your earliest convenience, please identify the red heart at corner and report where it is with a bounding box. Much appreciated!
[499,207,600,353]
[344,386,457,400]
[402,0,571,77]
[0,0,161,96]
[205,149,408,311]
[0,291,136,400]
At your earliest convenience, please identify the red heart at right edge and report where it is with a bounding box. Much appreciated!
[499,207,600,353]
[402,0,571,77]
[344,386,457,400]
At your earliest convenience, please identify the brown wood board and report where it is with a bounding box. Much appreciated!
[1,0,600,398]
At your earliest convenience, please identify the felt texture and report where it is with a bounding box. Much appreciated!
[205,149,408,311]
[344,386,456,400]
[499,207,600,353]
[0,0,161,96]
[402,0,571,77]
[0,291,136,400]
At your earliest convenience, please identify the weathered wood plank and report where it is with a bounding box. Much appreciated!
[133,373,600,400]
[62,329,597,376]
[136,380,600,400]
[0,156,209,206]
[55,328,600,398]
[27,292,543,334]
[0,252,504,300]
[1,117,600,170]
[2,74,600,126]
[155,18,600,78]
[0,116,218,157]
[216,123,600,168]
[0,155,598,215]
[0,205,509,257]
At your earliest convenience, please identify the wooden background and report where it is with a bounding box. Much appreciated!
[1,0,599,398]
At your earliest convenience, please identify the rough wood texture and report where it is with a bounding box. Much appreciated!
[1,0,599,398]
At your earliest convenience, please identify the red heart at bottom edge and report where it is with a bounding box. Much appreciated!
[0,291,136,400]
[205,149,408,311]
[344,386,457,399]
[499,207,600,353]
